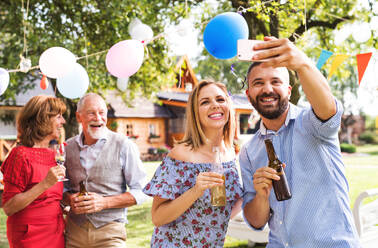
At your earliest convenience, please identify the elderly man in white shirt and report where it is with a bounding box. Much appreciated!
[62,93,147,248]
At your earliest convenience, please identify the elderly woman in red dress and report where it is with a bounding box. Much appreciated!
[1,95,66,248]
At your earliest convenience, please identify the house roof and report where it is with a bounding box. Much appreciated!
[105,90,173,118]
[176,55,198,86]
[231,94,254,110]
[0,78,55,106]
[157,91,189,102]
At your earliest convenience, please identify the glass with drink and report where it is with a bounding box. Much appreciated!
[210,146,226,207]
[54,142,68,182]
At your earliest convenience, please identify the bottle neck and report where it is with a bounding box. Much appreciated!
[212,146,223,172]
[264,139,278,162]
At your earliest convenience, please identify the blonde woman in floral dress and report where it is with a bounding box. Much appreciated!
[143,80,243,247]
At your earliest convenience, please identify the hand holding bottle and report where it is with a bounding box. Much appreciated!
[264,139,291,201]
[252,166,280,199]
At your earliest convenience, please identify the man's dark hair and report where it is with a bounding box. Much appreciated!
[245,62,262,87]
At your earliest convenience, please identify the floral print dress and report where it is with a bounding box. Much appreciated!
[143,156,243,248]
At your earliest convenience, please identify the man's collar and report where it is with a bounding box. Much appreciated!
[258,103,300,136]
[75,128,109,148]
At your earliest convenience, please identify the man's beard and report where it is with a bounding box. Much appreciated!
[87,124,107,140]
[248,93,289,120]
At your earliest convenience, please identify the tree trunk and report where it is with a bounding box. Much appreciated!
[62,98,79,139]
[289,70,300,105]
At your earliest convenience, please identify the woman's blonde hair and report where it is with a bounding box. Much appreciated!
[178,80,235,150]
[17,95,66,147]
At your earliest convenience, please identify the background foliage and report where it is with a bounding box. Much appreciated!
[0,0,377,137]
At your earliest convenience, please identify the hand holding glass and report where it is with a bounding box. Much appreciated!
[210,147,226,206]
[55,143,68,181]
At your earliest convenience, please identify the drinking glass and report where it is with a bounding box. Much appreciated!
[55,143,68,182]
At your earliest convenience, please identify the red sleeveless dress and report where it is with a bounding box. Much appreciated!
[1,146,64,248]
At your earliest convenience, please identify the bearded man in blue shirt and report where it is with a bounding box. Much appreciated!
[239,37,360,248]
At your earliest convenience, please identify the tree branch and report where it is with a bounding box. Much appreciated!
[288,15,354,42]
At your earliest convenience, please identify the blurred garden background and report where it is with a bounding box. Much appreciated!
[1,0,378,247]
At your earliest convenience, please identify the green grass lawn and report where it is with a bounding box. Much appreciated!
[1,145,378,248]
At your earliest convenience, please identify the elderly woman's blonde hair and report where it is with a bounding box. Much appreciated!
[178,80,235,150]
[17,95,66,147]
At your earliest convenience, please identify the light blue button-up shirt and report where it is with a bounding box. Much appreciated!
[239,101,360,248]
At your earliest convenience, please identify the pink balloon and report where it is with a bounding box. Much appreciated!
[105,40,144,78]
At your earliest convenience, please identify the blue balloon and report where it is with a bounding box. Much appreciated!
[203,12,249,59]
[57,63,89,99]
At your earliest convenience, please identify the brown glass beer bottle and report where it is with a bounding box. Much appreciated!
[264,139,292,201]
[78,181,88,196]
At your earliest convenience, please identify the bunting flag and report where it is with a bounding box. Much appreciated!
[356,52,373,85]
[316,50,333,70]
[328,54,349,79]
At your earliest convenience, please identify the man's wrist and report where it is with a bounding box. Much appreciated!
[255,192,270,203]
[295,57,314,75]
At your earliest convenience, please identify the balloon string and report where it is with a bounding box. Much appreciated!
[76,50,108,60]
[84,34,89,68]
[21,0,30,57]
[230,64,246,90]
[304,0,307,33]
[8,65,39,73]
[143,44,150,59]
[185,0,188,17]
[143,33,165,45]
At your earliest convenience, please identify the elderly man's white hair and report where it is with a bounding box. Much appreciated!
[77,93,106,112]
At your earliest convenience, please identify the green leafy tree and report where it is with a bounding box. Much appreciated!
[1,0,376,138]
[195,0,376,107]
[0,0,193,136]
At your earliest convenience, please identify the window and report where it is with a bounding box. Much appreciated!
[239,113,260,135]
[125,124,134,136]
[239,114,249,134]
[149,123,159,136]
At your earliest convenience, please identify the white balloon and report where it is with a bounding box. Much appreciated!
[334,25,352,45]
[352,22,372,43]
[39,47,76,79]
[370,16,378,31]
[57,63,89,99]
[176,19,192,37]
[19,57,31,73]
[0,68,10,96]
[130,23,153,41]
[117,77,129,92]
[128,18,142,36]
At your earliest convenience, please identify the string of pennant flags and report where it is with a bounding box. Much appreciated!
[316,50,376,85]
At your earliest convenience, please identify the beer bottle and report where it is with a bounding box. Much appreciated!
[210,146,226,207]
[264,139,292,201]
[78,181,88,196]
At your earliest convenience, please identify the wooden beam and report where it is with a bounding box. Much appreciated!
[161,100,187,107]
[0,106,21,110]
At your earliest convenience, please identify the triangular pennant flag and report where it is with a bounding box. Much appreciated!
[328,54,349,79]
[356,52,373,85]
[316,50,333,70]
